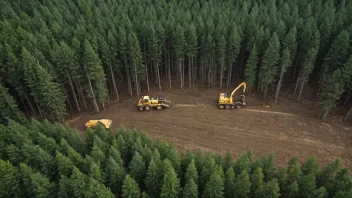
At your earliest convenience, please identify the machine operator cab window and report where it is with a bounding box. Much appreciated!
[142,96,150,103]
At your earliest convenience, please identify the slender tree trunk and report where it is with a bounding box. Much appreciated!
[133,59,140,97]
[263,86,268,103]
[294,72,301,95]
[179,60,182,89]
[124,57,132,97]
[322,106,332,121]
[24,94,36,115]
[183,60,185,88]
[227,64,232,88]
[110,64,119,101]
[20,96,30,116]
[46,105,54,121]
[164,48,168,81]
[143,43,150,92]
[344,107,352,122]
[192,57,195,89]
[86,71,99,112]
[297,78,305,102]
[208,68,211,88]
[201,59,204,88]
[220,63,224,88]
[145,61,150,92]
[63,88,73,112]
[344,90,352,104]
[78,81,87,110]
[275,66,286,104]
[168,52,171,89]
[66,70,81,112]
[188,56,191,89]
[156,61,161,91]
[34,99,44,118]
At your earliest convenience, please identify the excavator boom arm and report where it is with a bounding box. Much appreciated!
[230,82,246,98]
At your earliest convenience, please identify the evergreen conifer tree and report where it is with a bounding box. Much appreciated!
[129,151,146,187]
[184,159,199,185]
[259,32,280,100]
[145,159,161,197]
[318,70,345,120]
[160,159,180,198]
[203,170,224,198]
[244,45,258,91]
[183,178,198,198]
[224,167,236,198]
[104,156,125,196]
[234,170,251,197]
[82,40,108,112]
[0,160,21,197]
[0,84,26,122]
[275,48,291,104]
[251,167,265,197]
[122,174,141,198]
[322,30,350,74]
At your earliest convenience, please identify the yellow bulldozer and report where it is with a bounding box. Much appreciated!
[137,96,172,111]
[218,82,247,109]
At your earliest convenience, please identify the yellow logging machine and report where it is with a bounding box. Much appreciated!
[218,82,247,109]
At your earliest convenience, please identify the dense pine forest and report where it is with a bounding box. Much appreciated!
[0,0,352,122]
[0,120,351,197]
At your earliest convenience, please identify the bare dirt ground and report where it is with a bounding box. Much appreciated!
[67,85,352,169]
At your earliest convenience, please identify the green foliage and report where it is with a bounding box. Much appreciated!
[22,48,66,121]
[225,167,236,198]
[129,151,146,187]
[184,159,199,185]
[260,32,280,98]
[251,167,265,197]
[56,151,74,177]
[318,69,345,119]
[323,30,350,74]
[20,163,55,198]
[234,170,252,197]
[122,174,141,198]
[160,159,180,198]
[145,159,161,197]
[1,120,352,197]
[0,84,26,123]
[105,156,125,195]
[167,144,181,175]
[263,179,280,198]
[244,45,258,90]
[203,169,224,198]
[89,161,103,183]
[0,160,21,197]
[83,39,108,105]
[183,178,198,198]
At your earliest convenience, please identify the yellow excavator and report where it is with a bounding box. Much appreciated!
[138,96,172,111]
[218,82,246,109]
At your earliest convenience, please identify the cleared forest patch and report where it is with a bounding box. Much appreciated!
[67,88,352,169]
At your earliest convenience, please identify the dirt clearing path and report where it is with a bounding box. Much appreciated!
[68,88,352,169]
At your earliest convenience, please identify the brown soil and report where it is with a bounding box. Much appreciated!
[67,86,352,169]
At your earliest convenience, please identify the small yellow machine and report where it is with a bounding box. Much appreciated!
[138,96,172,111]
[85,119,113,129]
[218,82,247,109]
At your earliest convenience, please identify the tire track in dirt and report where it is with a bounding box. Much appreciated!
[69,88,352,169]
